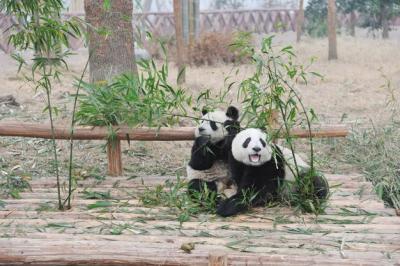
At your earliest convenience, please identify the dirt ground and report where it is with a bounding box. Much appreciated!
[0,31,399,184]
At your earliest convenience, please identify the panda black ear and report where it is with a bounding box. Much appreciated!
[226,106,239,120]
[201,108,208,115]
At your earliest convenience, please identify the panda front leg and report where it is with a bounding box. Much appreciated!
[216,178,255,217]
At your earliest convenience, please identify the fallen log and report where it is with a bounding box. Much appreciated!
[0,95,19,106]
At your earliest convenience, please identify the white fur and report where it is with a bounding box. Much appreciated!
[186,161,237,196]
[231,128,272,166]
[186,161,228,182]
[277,145,310,181]
[194,110,229,143]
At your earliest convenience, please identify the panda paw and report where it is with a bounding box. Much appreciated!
[195,136,211,147]
[216,195,247,217]
[313,174,330,199]
[224,120,240,135]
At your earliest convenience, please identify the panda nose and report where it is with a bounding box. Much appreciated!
[252,147,261,152]
[199,127,205,132]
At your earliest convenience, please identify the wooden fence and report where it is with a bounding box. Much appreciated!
[0,122,348,176]
[134,9,298,36]
[0,9,297,53]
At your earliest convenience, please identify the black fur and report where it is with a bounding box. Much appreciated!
[308,174,330,199]
[217,145,285,217]
[188,137,227,170]
[188,178,218,194]
[223,119,241,150]
[226,106,239,120]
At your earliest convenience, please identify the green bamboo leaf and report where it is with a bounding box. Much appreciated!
[103,0,111,10]
[87,201,113,209]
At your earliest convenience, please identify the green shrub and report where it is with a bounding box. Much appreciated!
[75,58,189,130]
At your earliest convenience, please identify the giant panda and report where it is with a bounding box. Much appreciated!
[216,128,329,217]
[186,106,240,198]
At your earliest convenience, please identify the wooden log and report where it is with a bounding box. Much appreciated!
[208,253,227,266]
[0,95,19,106]
[0,122,348,140]
[107,139,122,176]
[0,122,195,141]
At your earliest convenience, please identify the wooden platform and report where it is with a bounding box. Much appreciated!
[0,174,399,265]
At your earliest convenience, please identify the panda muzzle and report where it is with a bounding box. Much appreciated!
[249,154,261,163]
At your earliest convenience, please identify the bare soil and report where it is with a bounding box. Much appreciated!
[0,32,399,182]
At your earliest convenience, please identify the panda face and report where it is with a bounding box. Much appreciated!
[195,110,229,143]
[232,128,273,166]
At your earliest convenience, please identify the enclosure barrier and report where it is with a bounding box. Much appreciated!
[0,122,348,176]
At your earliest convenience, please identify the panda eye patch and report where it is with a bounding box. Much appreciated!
[243,137,251,148]
[260,138,266,147]
[210,121,218,131]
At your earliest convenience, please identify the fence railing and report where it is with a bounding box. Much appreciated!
[0,121,348,176]
[133,9,298,36]
[0,9,298,53]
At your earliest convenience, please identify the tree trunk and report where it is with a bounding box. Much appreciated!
[349,11,356,37]
[84,0,138,83]
[327,0,338,60]
[188,0,200,47]
[381,1,390,39]
[296,0,304,42]
[173,0,186,85]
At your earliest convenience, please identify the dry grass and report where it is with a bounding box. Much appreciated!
[187,32,244,66]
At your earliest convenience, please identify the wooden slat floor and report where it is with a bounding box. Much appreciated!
[0,174,399,266]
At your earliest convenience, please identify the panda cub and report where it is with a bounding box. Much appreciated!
[217,128,329,217]
[186,106,239,198]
